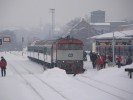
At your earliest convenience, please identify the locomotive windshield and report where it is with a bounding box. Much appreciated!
[58,44,82,50]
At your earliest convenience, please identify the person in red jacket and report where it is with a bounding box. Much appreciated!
[96,55,103,70]
[116,54,122,68]
[0,56,7,77]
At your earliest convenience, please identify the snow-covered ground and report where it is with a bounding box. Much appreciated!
[0,51,133,100]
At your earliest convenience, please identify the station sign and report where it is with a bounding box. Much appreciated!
[96,41,131,46]
[3,37,11,42]
[96,41,112,46]
[115,41,131,45]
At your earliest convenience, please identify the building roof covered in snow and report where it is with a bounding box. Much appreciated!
[90,23,110,26]
[90,30,133,39]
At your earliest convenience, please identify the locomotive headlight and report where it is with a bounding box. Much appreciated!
[62,61,64,63]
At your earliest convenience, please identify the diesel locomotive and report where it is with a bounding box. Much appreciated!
[27,37,85,74]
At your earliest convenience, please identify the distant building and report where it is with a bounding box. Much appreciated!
[90,10,128,33]
[90,22,110,34]
[64,18,99,50]
[89,21,128,34]
[91,10,105,23]
[108,21,127,32]
[118,24,133,31]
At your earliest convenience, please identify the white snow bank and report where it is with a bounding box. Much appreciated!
[95,63,133,78]
[42,67,68,78]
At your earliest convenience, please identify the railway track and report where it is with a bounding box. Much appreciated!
[7,52,133,100]
[73,75,132,100]
[8,60,69,100]
[81,75,133,95]
[8,63,45,100]
[19,62,69,100]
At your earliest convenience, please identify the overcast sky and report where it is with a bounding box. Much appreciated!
[0,0,133,28]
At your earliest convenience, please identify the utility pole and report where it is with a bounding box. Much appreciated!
[50,8,55,39]
[22,37,24,56]
[112,32,115,67]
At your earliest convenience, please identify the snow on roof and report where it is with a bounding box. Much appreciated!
[120,24,133,27]
[90,30,133,39]
[90,23,110,26]
[106,21,126,23]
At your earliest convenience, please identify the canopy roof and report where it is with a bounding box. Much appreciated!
[90,30,133,39]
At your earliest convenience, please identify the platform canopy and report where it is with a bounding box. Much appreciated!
[90,30,133,39]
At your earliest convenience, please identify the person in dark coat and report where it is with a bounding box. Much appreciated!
[90,52,97,69]
[0,56,7,77]
[108,55,113,62]
[126,56,132,65]
[89,51,93,61]
[83,51,87,61]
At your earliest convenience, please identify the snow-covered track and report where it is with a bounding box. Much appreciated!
[74,76,132,100]
[8,63,45,100]
[12,60,70,100]
[81,75,133,95]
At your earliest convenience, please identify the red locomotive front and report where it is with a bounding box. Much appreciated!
[52,37,85,74]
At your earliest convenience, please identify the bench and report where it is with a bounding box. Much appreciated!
[125,68,133,79]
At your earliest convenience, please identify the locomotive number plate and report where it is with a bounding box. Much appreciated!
[68,53,73,57]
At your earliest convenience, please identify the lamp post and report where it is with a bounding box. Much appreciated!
[50,8,55,39]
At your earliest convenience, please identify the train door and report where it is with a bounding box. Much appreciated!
[52,43,57,67]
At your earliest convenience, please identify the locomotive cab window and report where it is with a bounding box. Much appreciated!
[58,44,82,50]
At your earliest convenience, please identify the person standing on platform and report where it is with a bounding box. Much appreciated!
[0,56,7,77]
[116,54,122,68]
[96,55,103,70]
[90,52,97,69]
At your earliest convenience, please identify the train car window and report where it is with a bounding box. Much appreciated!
[47,48,51,54]
[27,47,31,51]
[38,47,44,53]
[44,47,47,54]
[31,47,34,52]
[39,49,43,53]
[34,47,38,52]
[131,46,133,56]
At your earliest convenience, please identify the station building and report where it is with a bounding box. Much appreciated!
[90,30,133,58]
